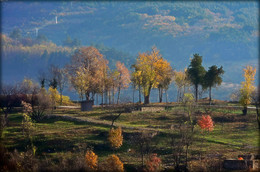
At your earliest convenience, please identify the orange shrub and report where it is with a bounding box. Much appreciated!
[108,127,123,149]
[85,150,98,171]
[103,154,124,172]
[198,115,214,132]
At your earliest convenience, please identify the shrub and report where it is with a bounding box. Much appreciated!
[198,115,214,132]
[145,153,161,172]
[102,154,124,172]
[85,150,98,171]
[108,127,123,149]
[21,101,34,138]
[30,88,51,122]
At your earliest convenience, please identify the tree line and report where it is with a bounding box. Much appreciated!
[62,46,225,105]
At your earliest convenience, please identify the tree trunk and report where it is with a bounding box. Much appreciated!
[85,92,90,101]
[92,92,95,101]
[177,88,179,102]
[112,87,115,104]
[183,85,186,101]
[166,89,168,103]
[101,92,104,107]
[138,85,141,103]
[209,86,212,105]
[60,90,63,105]
[242,106,247,116]
[96,94,98,105]
[144,95,150,104]
[117,87,121,104]
[159,88,163,103]
[133,86,135,104]
[195,84,198,102]
[105,90,108,105]
[108,90,111,105]
[158,88,160,102]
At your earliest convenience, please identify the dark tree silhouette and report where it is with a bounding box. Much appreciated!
[203,65,224,105]
[187,54,206,102]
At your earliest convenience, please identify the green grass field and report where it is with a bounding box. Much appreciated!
[1,104,259,171]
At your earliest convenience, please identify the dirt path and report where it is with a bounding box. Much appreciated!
[49,114,160,132]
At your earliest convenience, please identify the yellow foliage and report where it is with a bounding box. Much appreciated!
[133,46,172,98]
[173,70,190,89]
[21,101,34,138]
[48,87,73,106]
[103,154,124,172]
[48,87,59,105]
[239,65,256,107]
[62,95,73,106]
[85,150,98,171]
[154,57,173,89]
[108,127,123,149]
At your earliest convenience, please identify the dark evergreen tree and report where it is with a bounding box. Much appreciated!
[187,54,206,102]
[203,65,224,105]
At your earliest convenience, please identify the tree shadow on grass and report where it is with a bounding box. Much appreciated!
[156,116,170,121]
[34,137,76,154]
[38,115,110,129]
[100,114,119,121]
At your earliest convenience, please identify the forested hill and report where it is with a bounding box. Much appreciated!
[1,1,259,100]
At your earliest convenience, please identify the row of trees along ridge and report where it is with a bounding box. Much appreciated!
[65,46,224,105]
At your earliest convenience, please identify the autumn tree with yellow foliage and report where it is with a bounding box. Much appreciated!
[132,47,172,104]
[115,61,131,104]
[239,65,256,115]
[108,127,123,149]
[66,47,109,102]
[154,56,173,103]
[131,65,143,103]
[173,69,190,102]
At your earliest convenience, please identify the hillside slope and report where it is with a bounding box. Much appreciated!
[1,1,259,100]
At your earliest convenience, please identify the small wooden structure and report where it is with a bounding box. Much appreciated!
[223,154,259,171]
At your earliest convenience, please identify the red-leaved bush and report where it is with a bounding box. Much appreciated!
[145,153,161,172]
[198,115,214,132]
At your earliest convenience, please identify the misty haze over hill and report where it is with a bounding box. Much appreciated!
[1,1,259,101]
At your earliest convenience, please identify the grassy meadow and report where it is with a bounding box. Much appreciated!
[1,102,259,171]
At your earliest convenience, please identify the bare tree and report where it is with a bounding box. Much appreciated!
[0,84,22,129]
[48,65,59,89]
[169,123,194,171]
[20,78,39,108]
[130,131,158,168]
[37,70,47,88]
[56,68,67,105]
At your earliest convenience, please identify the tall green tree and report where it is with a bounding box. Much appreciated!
[187,54,206,102]
[203,65,224,105]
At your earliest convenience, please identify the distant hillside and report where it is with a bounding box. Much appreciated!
[1,1,259,100]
